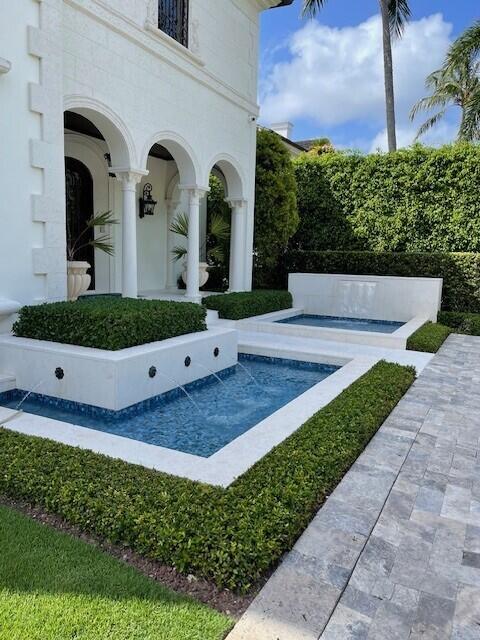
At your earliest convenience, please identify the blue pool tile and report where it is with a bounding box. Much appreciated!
[0,354,338,458]
[276,314,404,334]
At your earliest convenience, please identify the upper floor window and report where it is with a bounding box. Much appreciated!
[158,0,189,48]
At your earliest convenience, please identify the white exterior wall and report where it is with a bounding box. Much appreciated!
[0,0,276,312]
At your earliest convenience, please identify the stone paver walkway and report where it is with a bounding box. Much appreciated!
[228,335,480,640]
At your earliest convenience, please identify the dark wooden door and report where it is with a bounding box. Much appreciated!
[65,157,95,289]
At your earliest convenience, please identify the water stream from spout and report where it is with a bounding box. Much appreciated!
[194,363,229,390]
[15,379,46,411]
[236,361,263,389]
[154,370,205,417]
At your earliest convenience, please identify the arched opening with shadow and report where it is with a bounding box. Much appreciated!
[137,135,204,300]
[63,107,135,296]
[203,156,248,292]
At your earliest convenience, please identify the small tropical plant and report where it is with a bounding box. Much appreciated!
[169,211,230,264]
[66,210,118,262]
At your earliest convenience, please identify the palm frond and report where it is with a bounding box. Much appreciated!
[169,212,189,238]
[410,93,450,121]
[209,212,230,242]
[207,245,225,264]
[414,111,447,141]
[301,0,328,18]
[460,90,480,141]
[446,20,480,70]
[86,210,118,228]
[171,245,187,262]
[388,0,411,38]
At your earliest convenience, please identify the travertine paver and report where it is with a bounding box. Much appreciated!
[228,335,480,640]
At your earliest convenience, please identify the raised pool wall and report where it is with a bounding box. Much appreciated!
[0,327,238,410]
[288,273,443,322]
[236,274,443,350]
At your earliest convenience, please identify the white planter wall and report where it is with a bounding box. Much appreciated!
[0,328,237,410]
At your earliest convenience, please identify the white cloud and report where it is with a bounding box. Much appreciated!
[260,13,454,148]
[369,119,460,152]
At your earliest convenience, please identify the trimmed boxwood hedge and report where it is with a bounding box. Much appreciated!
[406,322,453,353]
[0,361,414,592]
[12,298,207,350]
[202,290,292,320]
[438,310,480,336]
[284,250,480,312]
[293,144,480,253]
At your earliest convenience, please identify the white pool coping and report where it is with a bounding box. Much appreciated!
[0,353,378,487]
[237,308,428,350]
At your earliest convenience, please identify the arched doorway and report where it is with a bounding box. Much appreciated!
[65,156,95,290]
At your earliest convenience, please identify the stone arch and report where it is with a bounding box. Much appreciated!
[203,154,246,200]
[140,131,200,186]
[64,96,136,168]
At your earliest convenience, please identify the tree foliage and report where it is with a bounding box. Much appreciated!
[254,129,299,275]
[292,144,480,253]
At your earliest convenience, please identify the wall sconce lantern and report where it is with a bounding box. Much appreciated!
[139,183,157,219]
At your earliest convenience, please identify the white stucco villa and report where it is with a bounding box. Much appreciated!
[0,0,292,327]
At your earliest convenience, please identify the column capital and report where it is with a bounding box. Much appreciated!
[178,184,209,203]
[113,168,149,189]
[225,198,248,211]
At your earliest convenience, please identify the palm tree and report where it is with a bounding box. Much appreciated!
[302,0,411,152]
[446,21,480,142]
[410,64,480,142]
[410,22,480,142]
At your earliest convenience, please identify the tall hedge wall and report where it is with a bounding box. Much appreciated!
[285,250,480,312]
[293,144,480,253]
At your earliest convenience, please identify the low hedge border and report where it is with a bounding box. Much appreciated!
[438,310,480,336]
[406,322,453,353]
[283,250,480,312]
[0,361,414,592]
[202,290,292,320]
[12,298,207,351]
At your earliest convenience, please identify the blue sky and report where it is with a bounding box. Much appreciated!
[259,1,478,150]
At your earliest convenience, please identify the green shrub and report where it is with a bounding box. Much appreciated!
[284,250,480,312]
[0,361,414,592]
[254,129,299,284]
[202,290,292,320]
[438,310,480,335]
[406,322,453,353]
[13,298,207,350]
[293,144,480,253]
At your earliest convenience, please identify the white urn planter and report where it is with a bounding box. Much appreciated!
[181,262,210,289]
[67,261,91,301]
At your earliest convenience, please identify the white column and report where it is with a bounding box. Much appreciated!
[166,198,180,289]
[227,199,247,292]
[178,187,207,302]
[115,171,144,298]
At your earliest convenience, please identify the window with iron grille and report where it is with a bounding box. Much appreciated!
[158,0,189,47]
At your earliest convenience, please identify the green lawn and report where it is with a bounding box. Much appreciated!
[0,505,232,640]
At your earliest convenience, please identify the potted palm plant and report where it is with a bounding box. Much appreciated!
[169,212,230,288]
[67,210,118,301]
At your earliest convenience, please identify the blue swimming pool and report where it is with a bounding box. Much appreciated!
[0,355,338,458]
[276,314,404,334]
